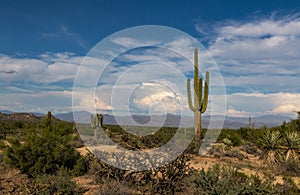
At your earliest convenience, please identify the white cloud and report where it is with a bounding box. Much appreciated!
[131,82,182,114]
[110,37,159,48]
[218,16,300,37]
[42,25,87,49]
[77,94,112,113]
[0,36,225,115]
[195,14,300,96]
[0,53,82,83]
[224,92,300,117]
[272,104,300,113]
[5,24,300,118]
[0,88,114,114]
[0,90,73,114]
[227,109,252,118]
[164,37,197,60]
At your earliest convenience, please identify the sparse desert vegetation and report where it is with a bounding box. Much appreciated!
[0,111,299,194]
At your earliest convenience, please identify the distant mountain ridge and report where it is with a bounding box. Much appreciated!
[0,111,61,124]
[0,110,293,129]
[55,111,293,129]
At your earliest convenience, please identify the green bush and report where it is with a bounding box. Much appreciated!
[24,168,79,195]
[4,112,85,177]
[236,127,263,144]
[218,129,244,146]
[190,164,277,194]
[72,156,88,176]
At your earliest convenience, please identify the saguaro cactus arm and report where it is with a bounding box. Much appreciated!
[99,114,103,127]
[187,79,196,112]
[187,78,204,112]
[200,71,209,113]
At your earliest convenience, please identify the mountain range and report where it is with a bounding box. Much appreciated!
[55,111,294,129]
[0,110,294,129]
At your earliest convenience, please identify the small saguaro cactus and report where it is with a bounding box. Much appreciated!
[90,113,104,128]
[44,111,52,130]
[187,48,209,148]
[96,113,103,127]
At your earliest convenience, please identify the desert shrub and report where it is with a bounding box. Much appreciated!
[282,130,300,163]
[0,151,4,163]
[208,144,248,160]
[72,134,84,148]
[24,168,79,195]
[87,152,191,194]
[4,113,84,177]
[258,126,300,168]
[119,154,191,194]
[0,140,5,150]
[241,143,260,156]
[102,125,181,150]
[98,180,134,195]
[276,176,300,194]
[208,144,226,158]
[190,164,277,194]
[222,137,233,146]
[147,154,190,194]
[258,129,282,164]
[72,156,89,176]
[12,120,24,129]
[218,129,244,146]
[284,160,300,175]
[225,148,248,160]
[236,127,263,144]
[87,154,126,183]
[0,121,24,139]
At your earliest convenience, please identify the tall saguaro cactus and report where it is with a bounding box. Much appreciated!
[187,48,209,146]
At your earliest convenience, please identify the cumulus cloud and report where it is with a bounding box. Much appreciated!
[0,90,73,114]
[76,94,112,113]
[226,109,252,118]
[4,19,300,118]
[218,15,300,37]
[272,104,300,113]
[197,14,300,94]
[0,88,113,114]
[0,53,82,83]
[224,92,300,117]
[130,82,182,114]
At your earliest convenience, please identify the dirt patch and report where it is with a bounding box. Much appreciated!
[73,175,101,195]
[76,147,91,156]
[188,154,218,171]
[0,165,30,194]
[75,146,300,191]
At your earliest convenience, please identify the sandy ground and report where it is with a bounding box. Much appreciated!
[75,146,300,194]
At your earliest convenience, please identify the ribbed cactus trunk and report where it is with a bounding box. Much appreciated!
[193,49,201,143]
[187,48,209,152]
[194,110,201,142]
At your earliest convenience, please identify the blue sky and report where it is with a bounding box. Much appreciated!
[1,0,300,117]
